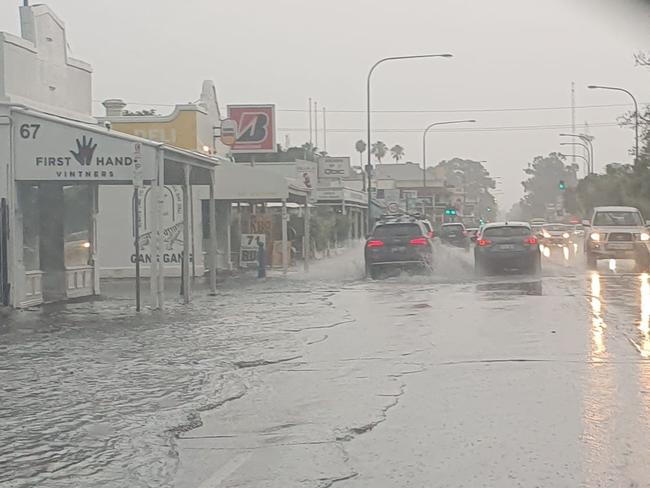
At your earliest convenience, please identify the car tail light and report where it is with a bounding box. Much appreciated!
[367,239,384,248]
[409,237,428,246]
[525,236,538,245]
[462,230,468,237]
[478,239,492,247]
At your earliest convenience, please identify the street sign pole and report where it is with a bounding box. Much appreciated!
[133,143,144,312]
[133,189,141,312]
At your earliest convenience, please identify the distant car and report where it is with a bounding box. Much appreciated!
[572,224,585,239]
[539,223,575,255]
[585,206,650,270]
[474,222,541,275]
[365,218,434,279]
[466,227,479,243]
[440,223,469,250]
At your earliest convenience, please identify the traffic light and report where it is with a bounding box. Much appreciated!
[444,208,457,216]
[559,180,566,191]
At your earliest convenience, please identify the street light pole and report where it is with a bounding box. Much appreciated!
[559,141,591,176]
[588,84,639,162]
[559,152,590,176]
[366,53,453,233]
[422,119,476,187]
[560,133,594,174]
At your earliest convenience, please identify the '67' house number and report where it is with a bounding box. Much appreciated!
[19,124,41,139]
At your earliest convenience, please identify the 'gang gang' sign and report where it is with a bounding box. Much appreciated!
[13,112,156,182]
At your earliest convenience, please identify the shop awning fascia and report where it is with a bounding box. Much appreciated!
[213,164,309,203]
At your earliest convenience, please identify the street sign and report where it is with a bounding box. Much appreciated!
[240,234,266,266]
[220,119,237,146]
[133,142,143,187]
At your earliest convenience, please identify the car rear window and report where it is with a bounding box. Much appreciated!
[483,226,531,237]
[543,224,569,231]
[373,223,421,238]
[441,224,464,234]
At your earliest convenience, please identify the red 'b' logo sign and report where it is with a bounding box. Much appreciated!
[227,105,276,153]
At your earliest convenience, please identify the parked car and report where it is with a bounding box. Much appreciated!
[474,222,541,275]
[365,217,434,279]
[440,223,469,250]
[584,206,650,270]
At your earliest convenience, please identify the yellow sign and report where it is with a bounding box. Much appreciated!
[111,110,200,151]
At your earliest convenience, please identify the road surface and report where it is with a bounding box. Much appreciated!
[3,245,650,487]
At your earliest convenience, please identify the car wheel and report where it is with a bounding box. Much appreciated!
[369,266,381,280]
[529,255,542,275]
[475,257,488,276]
[635,250,650,273]
[586,252,597,270]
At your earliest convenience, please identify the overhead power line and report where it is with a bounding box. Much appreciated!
[92,99,645,114]
[276,103,642,114]
[277,121,622,134]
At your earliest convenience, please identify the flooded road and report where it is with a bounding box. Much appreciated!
[4,247,650,487]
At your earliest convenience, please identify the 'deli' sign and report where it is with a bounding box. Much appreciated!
[13,113,156,182]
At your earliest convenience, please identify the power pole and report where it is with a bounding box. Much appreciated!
[314,100,318,149]
[571,82,576,165]
[322,107,327,152]
[308,97,313,146]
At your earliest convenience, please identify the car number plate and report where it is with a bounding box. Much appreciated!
[448,234,457,238]
[392,246,406,252]
[498,244,515,250]
[608,243,632,250]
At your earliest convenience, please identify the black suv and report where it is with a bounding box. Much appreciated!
[365,218,434,279]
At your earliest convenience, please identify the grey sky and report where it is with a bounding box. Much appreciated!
[1,0,649,210]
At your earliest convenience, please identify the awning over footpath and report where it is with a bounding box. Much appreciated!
[213,163,309,204]
[9,106,222,185]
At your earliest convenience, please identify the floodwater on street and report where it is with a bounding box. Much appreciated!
[4,246,650,487]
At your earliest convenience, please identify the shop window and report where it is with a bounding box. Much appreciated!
[63,185,92,267]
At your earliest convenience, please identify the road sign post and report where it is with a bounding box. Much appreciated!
[133,143,143,312]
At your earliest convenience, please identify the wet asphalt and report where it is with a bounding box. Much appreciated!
[3,244,650,487]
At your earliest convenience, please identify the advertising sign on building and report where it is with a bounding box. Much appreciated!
[132,186,190,265]
[227,104,276,153]
[319,156,351,179]
[295,159,317,188]
[240,234,266,266]
[13,113,156,182]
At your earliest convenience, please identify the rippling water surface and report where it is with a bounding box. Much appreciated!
[0,277,347,488]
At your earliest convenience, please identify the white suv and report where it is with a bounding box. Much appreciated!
[585,206,650,270]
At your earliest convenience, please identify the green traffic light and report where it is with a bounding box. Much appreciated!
[559,180,566,191]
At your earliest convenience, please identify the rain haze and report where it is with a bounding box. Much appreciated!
[1,0,648,209]
[4,1,650,488]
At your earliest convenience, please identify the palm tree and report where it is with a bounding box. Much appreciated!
[390,144,405,163]
[371,141,388,163]
[355,140,367,164]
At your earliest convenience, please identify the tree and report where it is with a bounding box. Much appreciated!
[355,140,367,164]
[371,141,388,163]
[390,144,405,163]
[518,152,578,219]
[434,158,498,218]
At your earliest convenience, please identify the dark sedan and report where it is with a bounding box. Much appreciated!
[440,223,470,250]
[475,222,541,275]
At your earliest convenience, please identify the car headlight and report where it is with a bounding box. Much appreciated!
[641,232,650,241]
[562,232,570,239]
[590,232,600,242]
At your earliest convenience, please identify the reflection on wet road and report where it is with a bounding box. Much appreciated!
[5,247,650,487]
